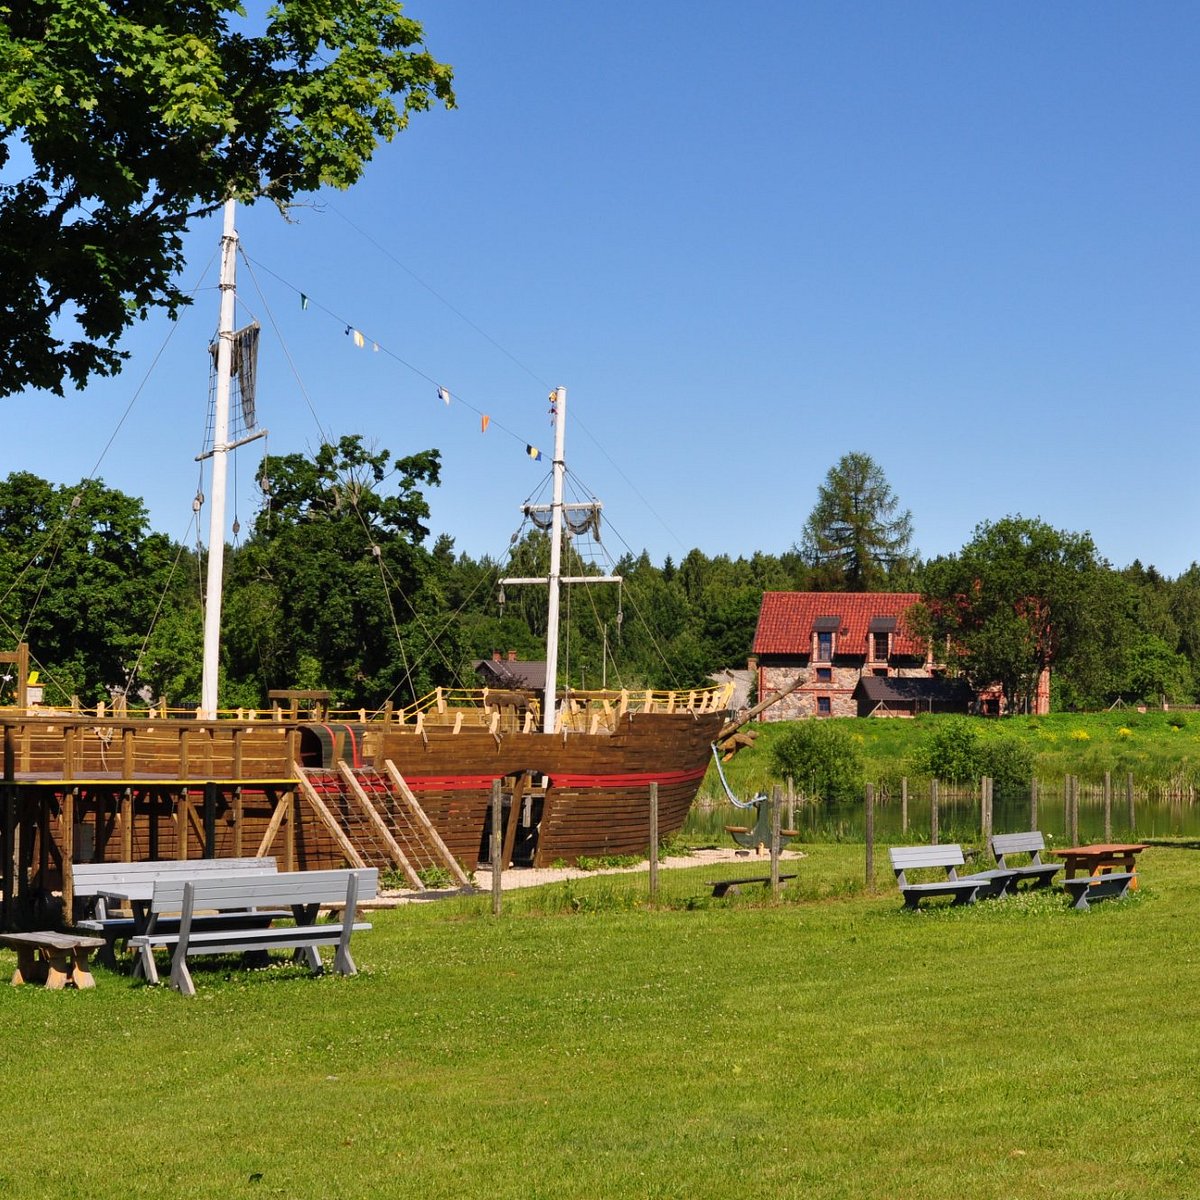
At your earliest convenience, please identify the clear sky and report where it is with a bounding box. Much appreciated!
[5,1,1198,576]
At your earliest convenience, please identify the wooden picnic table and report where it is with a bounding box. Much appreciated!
[1050,843,1148,885]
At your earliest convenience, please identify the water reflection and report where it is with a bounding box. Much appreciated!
[686,789,1200,845]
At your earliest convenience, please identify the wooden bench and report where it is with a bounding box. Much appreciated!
[73,858,280,964]
[0,931,106,989]
[989,832,1062,889]
[889,845,1017,909]
[128,868,378,996]
[1062,872,1134,910]
[706,874,797,898]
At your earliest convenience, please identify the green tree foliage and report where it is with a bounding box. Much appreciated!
[769,721,864,803]
[0,1,453,395]
[799,452,914,590]
[223,435,452,707]
[0,471,184,703]
[915,516,1130,714]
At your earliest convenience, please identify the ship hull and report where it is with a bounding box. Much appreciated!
[1,700,728,925]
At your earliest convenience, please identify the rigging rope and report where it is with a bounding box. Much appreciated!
[709,744,765,810]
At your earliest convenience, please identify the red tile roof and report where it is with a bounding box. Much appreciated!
[752,592,925,657]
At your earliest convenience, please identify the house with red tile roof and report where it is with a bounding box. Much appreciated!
[750,592,1050,718]
[750,592,963,719]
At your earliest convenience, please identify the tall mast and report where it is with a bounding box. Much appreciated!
[542,385,567,734]
[501,387,621,734]
[199,199,238,720]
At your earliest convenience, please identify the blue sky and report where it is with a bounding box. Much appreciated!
[6,1,1199,576]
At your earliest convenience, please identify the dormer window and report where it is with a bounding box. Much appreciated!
[868,616,897,663]
[813,616,839,662]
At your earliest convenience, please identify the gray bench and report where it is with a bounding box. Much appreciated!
[1062,872,1134,910]
[989,832,1062,890]
[128,868,378,996]
[889,845,1017,909]
[72,858,281,965]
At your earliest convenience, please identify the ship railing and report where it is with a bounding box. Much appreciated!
[0,680,735,730]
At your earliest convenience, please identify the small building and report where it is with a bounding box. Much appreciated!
[853,674,975,718]
[474,650,547,692]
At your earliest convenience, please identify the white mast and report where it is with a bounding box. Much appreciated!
[542,385,567,734]
[501,387,621,734]
[198,199,238,720]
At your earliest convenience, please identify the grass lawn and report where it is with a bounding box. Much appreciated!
[3,846,1199,1199]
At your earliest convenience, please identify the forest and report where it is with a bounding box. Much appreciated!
[0,442,1198,714]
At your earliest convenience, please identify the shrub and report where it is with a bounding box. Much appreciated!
[977,734,1034,802]
[914,717,979,783]
[770,721,864,804]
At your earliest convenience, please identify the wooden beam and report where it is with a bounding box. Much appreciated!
[382,760,472,888]
[255,791,290,858]
[336,762,423,888]
[292,763,367,869]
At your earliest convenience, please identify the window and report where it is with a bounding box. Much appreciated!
[816,667,832,683]
[816,631,833,662]
[871,631,889,661]
[817,696,831,715]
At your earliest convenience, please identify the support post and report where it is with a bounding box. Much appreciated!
[769,785,781,899]
[1126,772,1135,834]
[930,779,939,846]
[864,783,875,893]
[900,777,908,835]
[1103,771,1112,842]
[491,779,502,917]
[648,782,659,903]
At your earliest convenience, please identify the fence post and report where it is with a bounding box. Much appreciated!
[1126,772,1135,834]
[930,779,939,846]
[491,779,502,917]
[865,783,875,892]
[770,786,781,899]
[1030,777,1038,830]
[901,777,909,835]
[786,775,796,830]
[1103,771,1112,842]
[649,782,659,904]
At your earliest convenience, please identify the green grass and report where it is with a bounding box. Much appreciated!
[3,846,1199,1198]
[701,710,1200,802]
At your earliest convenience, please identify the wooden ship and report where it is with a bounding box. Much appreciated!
[0,203,734,930]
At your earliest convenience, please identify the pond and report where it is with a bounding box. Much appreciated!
[685,782,1200,845]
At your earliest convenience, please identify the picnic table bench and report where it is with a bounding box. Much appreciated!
[988,832,1062,889]
[0,931,106,989]
[1062,872,1135,910]
[73,857,281,965]
[706,874,797,898]
[889,845,1018,909]
[128,868,378,996]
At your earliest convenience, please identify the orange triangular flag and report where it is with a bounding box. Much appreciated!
[481,415,490,433]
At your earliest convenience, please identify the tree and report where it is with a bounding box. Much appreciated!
[0,471,185,702]
[799,452,914,590]
[223,435,448,706]
[914,516,1125,714]
[0,2,453,395]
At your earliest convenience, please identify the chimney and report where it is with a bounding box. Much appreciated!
[507,650,518,661]
[492,651,502,662]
